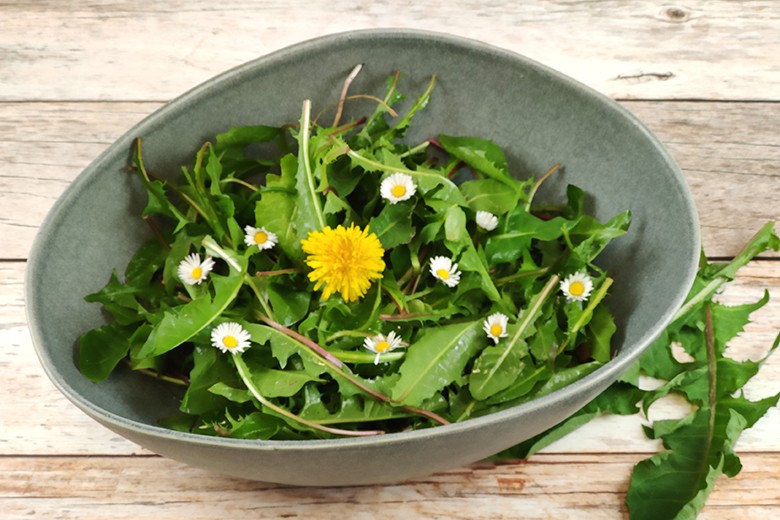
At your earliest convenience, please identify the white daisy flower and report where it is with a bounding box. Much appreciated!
[483,313,509,344]
[177,252,215,286]
[380,172,416,204]
[211,322,252,354]
[475,210,499,232]
[244,225,278,250]
[429,256,461,288]
[560,271,594,303]
[363,330,404,364]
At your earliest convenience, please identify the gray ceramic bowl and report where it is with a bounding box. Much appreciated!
[27,29,700,486]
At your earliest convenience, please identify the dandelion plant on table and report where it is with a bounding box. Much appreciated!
[78,68,630,439]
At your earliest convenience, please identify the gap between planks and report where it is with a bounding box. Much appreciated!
[1,453,778,519]
[2,101,780,259]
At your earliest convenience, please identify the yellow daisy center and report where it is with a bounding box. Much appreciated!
[375,340,391,353]
[301,224,386,303]
[223,335,238,349]
[569,281,585,296]
[436,268,450,280]
[490,324,503,337]
[254,231,268,244]
[391,184,407,198]
[191,266,203,279]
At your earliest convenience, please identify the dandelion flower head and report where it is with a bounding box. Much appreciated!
[429,256,461,288]
[244,225,278,250]
[363,330,404,364]
[380,172,417,204]
[177,252,215,286]
[301,224,386,303]
[483,313,509,344]
[211,322,252,354]
[560,271,594,303]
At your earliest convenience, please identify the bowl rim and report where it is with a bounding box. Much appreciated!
[25,27,701,451]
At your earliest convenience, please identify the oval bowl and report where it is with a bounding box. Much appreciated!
[26,29,700,486]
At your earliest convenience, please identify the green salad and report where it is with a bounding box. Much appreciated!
[78,68,630,439]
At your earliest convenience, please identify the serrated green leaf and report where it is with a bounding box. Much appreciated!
[459,179,520,215]
[208,382,252,403]
[78,322,133,383]
[392,321,483,406]
[254,153,299,259]
[710,292,769,351]
[136,264,245,359]
[456,244,501,302]
[267,284,310,327]
[469,341,528,400]
[444,206,467,243]
[438,134,519,191]
[587,305,616,363]
[301,393,409,425]
[368,201,415,249]
[485,206,575,264]
[293,101,326,247]
[571,210,632,263]
[240,362,323,398]
[180,345,237,414]
[214,125,281,150]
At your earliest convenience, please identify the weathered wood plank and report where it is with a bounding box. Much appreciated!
[3,260,779,456]
[1,453,779,519]
[1,1,779,101]
[2,101,779,260]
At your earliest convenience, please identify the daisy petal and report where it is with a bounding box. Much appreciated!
[380,173,417,204]
[560,271,594,303]
[211,322,252,354]
[429,256,461,288]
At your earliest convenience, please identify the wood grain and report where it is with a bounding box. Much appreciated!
[3,101,780,260]
[1,1,779,101]
[3,2,780,517]
[1,453,779,519]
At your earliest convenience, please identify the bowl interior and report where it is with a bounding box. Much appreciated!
[26,29,699,484]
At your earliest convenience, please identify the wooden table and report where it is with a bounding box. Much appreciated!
[2,1,779,518]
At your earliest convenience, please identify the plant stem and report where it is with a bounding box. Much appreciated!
[324,329,372,344]
[674,222,779,322]
[470,276,560,399]
[255,268,300,278]
[220,177,258,192]
[142,215,170,249]
[201,236,242,272]
[300,99,326,229]
[556,277,614,356]
[126,360,189,386]
[330,349,406,364]
[346,95,398,117]
[258,314,343,368]
[703,303,717,459]
[233,354,384,437]
[255,314,450,426]
[397,140,430,158]
[525,163,561,210]
[494,267,550,285]
[379,313,436,322]
[332,63,363,128]
[244,274,276,321]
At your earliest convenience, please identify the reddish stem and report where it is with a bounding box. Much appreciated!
[256,315,450,426]
[257,315,343,369]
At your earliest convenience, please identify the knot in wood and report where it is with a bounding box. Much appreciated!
[660,5,691,23]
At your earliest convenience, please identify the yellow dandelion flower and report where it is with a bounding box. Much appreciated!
[301,224,386,302]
